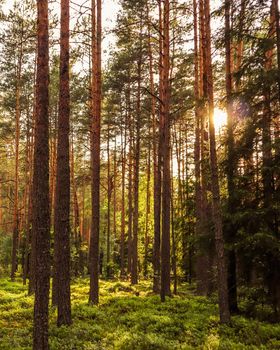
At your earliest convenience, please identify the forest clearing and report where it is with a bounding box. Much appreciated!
[0,0,279,348]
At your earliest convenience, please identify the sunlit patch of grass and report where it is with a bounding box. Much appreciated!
[0,277,280,349]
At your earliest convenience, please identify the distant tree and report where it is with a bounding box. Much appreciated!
[160,0,171,301]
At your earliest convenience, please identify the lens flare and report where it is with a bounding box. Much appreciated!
[214,108,227,131]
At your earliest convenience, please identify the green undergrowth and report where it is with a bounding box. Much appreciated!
[0,278,280,349]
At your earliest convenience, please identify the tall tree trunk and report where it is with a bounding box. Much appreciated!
[144,145,151,278]
[193,0,203,289]
[131,19,143,285]
[127,82,133,277]
[204,0,230,324]
[50,106,58,230]
[263,1,279,319]
[196,0,213,296]
[11,31,23,281]
[273,0,280,103]
[150,2,161,293]
[53,0,71,326]
[120,122,126,279]
[32,0,51,348]
[106,125,111,278]
[113,137,117,264]
[153,0,163,294]
[89,0,101,305]
[170,154,177,294]
[146,0,156,284]
[160,0,171,301]
[225,0,238,314]
[23,95,33,286]
[272,0,280,239]
[71,137,82,276]
[28,59,36,295]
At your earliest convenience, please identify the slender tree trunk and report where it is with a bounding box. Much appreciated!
[273,0,280,102]
[146,0,156,284]
[272,0,280,239]
[71,137,82,276]
[131,19,143,285]
[153,0,163,294]
[113,137,117,261]
[170,154,177,294]
[144,146,151,278]
[50,106,58,230]
[50,103,59,305]
[196,0,213,296]
[160,0,171,301]
[127,84,133,277]
[23,96,33,285]
[225,0,238,314]
[106,125,112,278]
[11,34,23,281]
[32,0,51,348]
[204,0,230,324]
[193,0,203,289]
[120,122,126,279]
[53,0,71,326]
[89,0,101,305]
[28,58,36,295]
[263,2,279,319]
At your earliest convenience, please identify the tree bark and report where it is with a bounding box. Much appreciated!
[204,0,230,324]
[32,0,51,348]
[131,19,143,285]
[225,0,238,314]
[153,0,163,294]
[120,121,126,279]
[89,0,101,305]
[53,0,72,326]
[11,25,23,281]
[106,124,111,278]
[160,0,171,301]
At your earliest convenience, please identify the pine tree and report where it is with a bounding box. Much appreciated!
[53,0,72,326]
[32,0,50,348]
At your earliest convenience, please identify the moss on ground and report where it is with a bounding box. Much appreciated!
[0,278,279,349]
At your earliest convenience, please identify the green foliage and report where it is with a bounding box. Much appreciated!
[0,234,12,275]
[1,278,280,349]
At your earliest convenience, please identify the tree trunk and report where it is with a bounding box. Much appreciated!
[160,0,171,301]
[53,0,72,326]
[89,0,101,305]
[131,20,143,285]
[32,0,51,348]
[225,0,238,314]
[11,29,23,281]
[263,2,279,319]
[153,0,163,294]
[144,146,151,278]
[71,137,82,276]
[204,0,230,324]
[120,122,126,279]
[28,58,36,295]
[127,82,133,277]
[106,125,111,278]
[196,0,213,296]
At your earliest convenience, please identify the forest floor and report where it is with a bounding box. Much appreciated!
[0,278,279,349]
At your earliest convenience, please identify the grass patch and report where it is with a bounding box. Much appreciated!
[0,278,279,349]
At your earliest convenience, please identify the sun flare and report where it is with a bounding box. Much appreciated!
[214,108,227,131]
